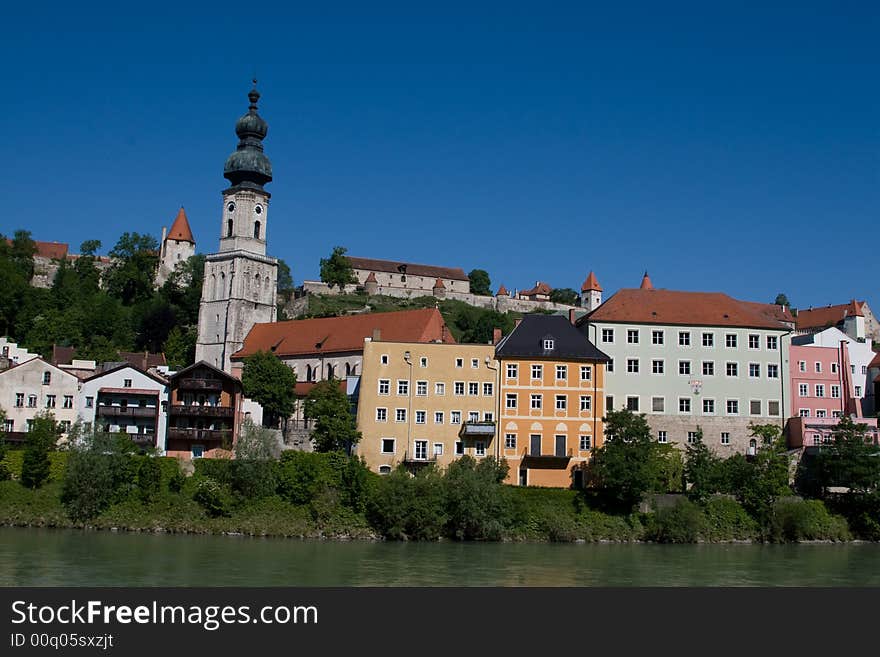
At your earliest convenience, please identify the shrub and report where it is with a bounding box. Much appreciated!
[168,469,186,494]
[703,496,758,541]
[21,415,58,489]
[366,466,446,540]
[136,457,162,503]
[193,478,230,518]
[768,499,850,542]
[277,452,330,505]
[193,458,233,487]
[443,456,512,541]
[644,498,708,543]
[61,440,136,523]
[231,459,278,500]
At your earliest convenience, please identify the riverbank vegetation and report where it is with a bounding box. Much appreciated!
[0,411,878,543]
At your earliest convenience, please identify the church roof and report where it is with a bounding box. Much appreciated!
[166,207,195,244]
[581,271,602,292]
[640,272,653,290]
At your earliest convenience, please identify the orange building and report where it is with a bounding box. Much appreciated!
[495,314,609,488]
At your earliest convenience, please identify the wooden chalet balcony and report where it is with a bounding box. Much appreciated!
[169,404,235,418]
[96,405,157,418]
[167,428,231,443]
[177,378,223,391]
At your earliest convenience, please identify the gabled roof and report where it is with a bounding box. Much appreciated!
[520,281,552,297]
[496,315,609,362]
[581,272,602,292]
[795,300,865,331]
[737,300,795,325]
[346,256,468,281]
[583,289,792,330]
[0,357,81,382]
[117,351,167,370]
[869,352,880,369]
[166,207,195,244]
[232,308,455,360]
[82,362,168,386]
[169,360,241,389]
[6,239,69,260]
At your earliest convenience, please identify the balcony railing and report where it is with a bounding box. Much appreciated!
[521,447,573,461]
[96,406,157,418]
[167,428,232,442]
[177,378,223,391]
[402,450,437,465]
[169,405,234,418]
[458,421,496,439]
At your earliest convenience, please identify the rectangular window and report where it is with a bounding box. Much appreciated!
[380,355,389,365]
[454,382,465,396]
[42,372,51,385]
[531,364,543,380]
[580,365,592,381]
[768,401,780,416]
[652,330,664,345]
[475,441,486,457]
[579,435,592,450]
[555,395,567,411]
[702,333,714,347]
[626,396,639,412]
[580,395,591,411]
[679,331,691,347]
[506,393,517,409]
[766,336,778,350]
[3,419,11,432]
[832,410,842,418]
[799,409,810,417]
[415,410,426,424]
[376,407,387,422]
[434,411,444,424]
[725,334,737,348]
[451,411,461,425]
[46,395,56,408]
[831,385,841,399]
[15,393,23,407]
[381,438,395,454]
[455,441,464,455]
[543,339,554,350]
[606,395,614,412]
[687,431,698,445]
[378,379,390,395]
[556,365,567,380]
[652,397,665,413]
[702,361,714,376]
[607,358,614,373]
[468,382,479,396]
[434,443,443,456]
[749,363,760,378]
[455,358,464,368]
[721,432,730,445]
[815,362,822,373]
[657,431,668,444]
[420,357,428,368]
[435,382,445,395]
[627,329,639,344]
[414,440,428,460]
[601,328,614,343]
[416,381,428,396]
[815,385,825,398]
[483,382,493,396]
[505,434,517,449]
[679,360,691,375]
[767,364,778,378]
[800,383,809,397]
[727,400,739,415]
[652,359,664,374]
[484,412,493,422]
[395,408,407,422]
[703,399,715,414]
[831,363,838,374]
[85,396,93,408]
[397,380,409,395]
[749,334,760,349]
[554,435,567,457]
[750,400,762,415]
[63,395,73,409]
[798,361,806,372]
[27,395,37,408]
[506,363,518,379]
[530,394,542,410]
[863,365,868,375]
[726,362,738,377]
[627,358,639,373]
[679,398,691,413]
[471,358,479,369]
[123,379,132,388]
[468,411,479,422]
[816,410,827,419]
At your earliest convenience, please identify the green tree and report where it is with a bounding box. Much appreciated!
[163,326,197,370]
[241,351,297,428]
[159,254,205,325]
[104,232,159,305]
[136,457,162,503]
[20,412,59,489]
[8,230,37,280]
[304,378,361,453]
[774,293,791,307]
[813,416,880,495]
[74,239,103,295]
[443,456,511,540]
[319,246,357,290]
[234,419,281,461]
[468,269,491,296]
[549,287,579,305]
[276,258,294,300]
[723,424,791,522]
[589,409,669,512]
[684,427,722,502]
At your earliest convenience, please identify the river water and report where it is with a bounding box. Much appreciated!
[2,527,879,586]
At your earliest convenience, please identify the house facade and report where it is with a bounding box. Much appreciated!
[0,358,80,441]
[789,344,847,420]
[355,339,497,474]
[580,284,792,455]
[78,365,169,451]
[166,362,242,460]
[496,315,609,488]
[346,257,470,295]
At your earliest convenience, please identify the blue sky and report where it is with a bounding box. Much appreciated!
[3,2,877,308]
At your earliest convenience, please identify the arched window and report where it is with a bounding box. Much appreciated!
[217,272,225,299]
[345,362,352,376]
[350,363,357,375]
[254,221,261,239]
[227,218,233,238]
[211,274,216,299]
[327,363,335,379]
[306,364,313,382]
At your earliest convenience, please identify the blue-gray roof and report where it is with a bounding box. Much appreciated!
[496,314,609,362]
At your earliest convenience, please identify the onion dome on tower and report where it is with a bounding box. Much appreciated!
[223,81,273,191]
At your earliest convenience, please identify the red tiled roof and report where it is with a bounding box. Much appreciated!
[346,256,469,282]
[581,271,602,292]
[166,207,195,244]
[737,300,795,325]
[869,352,880,369]
[640,272,653,290]
[364,272,378,283]
[795,300,865,331]
[7,238,69,260]
[496,285,509,296]
[51,345,77,367]
[432,278,446,289]
[117,351,167,369]
[294,381,347,397]
[232,308,455,360]
[520,281,552,297]
[585,289,792,329]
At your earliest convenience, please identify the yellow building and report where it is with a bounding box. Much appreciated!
[496,315,609,488]
[356,338,497,473]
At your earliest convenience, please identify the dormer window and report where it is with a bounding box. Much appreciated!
[543,338,555,351]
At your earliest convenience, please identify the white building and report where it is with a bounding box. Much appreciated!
[78,365,169,452]
[0,337,40,369]
[0,358,80,439]
[579,279,793,455]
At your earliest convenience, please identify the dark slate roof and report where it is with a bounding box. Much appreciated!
[496,314,609,362]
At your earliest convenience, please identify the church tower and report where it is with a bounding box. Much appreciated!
[156,207,196,287]
[195,82,278,372]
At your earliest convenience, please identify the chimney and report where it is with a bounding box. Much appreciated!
[493,328,502,345]
[569,308,577,325]
[372,328,381,341]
